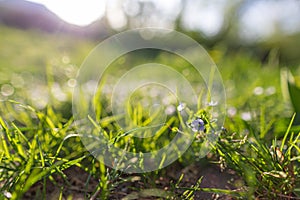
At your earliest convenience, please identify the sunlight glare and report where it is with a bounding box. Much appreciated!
[26,0,106,26]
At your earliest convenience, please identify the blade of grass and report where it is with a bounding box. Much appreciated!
[280,113,296,151]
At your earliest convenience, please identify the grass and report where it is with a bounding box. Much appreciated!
[0,25,299,199]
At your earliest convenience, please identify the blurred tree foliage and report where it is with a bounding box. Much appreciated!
[113,0,300,66]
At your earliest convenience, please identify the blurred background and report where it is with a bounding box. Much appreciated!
[0,0,300,124]
[1,0,300,63]
[2,1,300,198]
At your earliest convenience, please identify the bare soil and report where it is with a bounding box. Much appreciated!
[23,161,243,200]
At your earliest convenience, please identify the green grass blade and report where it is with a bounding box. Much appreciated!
[280,113,295,151]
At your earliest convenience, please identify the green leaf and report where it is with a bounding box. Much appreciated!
[288,81,300,112]
[281,68,300,123]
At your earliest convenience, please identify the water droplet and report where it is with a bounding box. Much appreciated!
[189,118,205,132]
[177,102,186,112]
[241,112,252,121]
[227,106,237,117]
[62,55,70,64]
[165,105,175,115]
[253,86,264,95]
[208,100,218,106]
[67,79,77,87]
[266,86,276,95]
[1,84,14,96]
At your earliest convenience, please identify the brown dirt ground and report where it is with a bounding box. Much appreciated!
[23,161,243,200]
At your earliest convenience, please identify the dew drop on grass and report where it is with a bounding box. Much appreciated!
[165,105,175,115]
[62,55,70,64]
[177,102,186,112]
[265,86,276,95]
[189,118,205,132]
[241,112,252,121]
[227,106,237,117]
[1,84,14,96]
[67,78,77,87]
[253,86,264,95]
[208,100,218,106]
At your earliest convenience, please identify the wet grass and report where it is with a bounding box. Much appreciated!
[0,26,299,199]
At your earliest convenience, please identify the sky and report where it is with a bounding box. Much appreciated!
[25,0,300,40]
[25,0,106,26]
